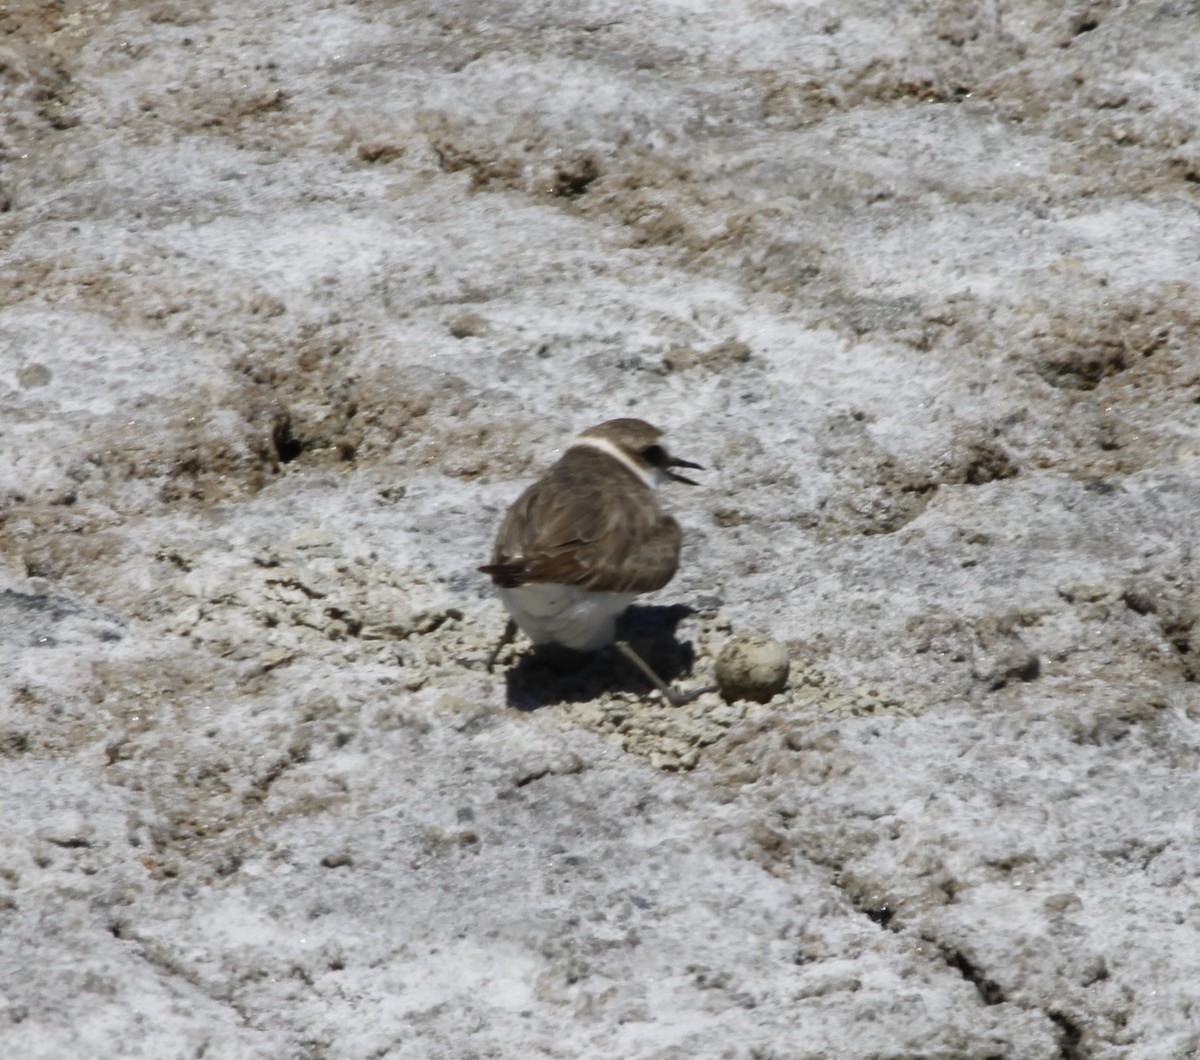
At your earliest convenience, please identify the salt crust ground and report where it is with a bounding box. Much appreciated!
[2,1,1200,1057]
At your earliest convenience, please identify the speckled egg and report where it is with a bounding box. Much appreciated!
[715,634,790,703]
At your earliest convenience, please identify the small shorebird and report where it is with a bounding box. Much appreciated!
[479,418,710,705]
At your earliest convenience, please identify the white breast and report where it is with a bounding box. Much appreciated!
[499,584,638,652]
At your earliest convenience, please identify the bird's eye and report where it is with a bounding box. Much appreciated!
[641,444,668,466]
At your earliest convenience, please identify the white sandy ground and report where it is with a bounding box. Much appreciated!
[2,0,1200,1056]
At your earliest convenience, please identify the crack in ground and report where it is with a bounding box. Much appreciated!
[1048,1010,1087,1060]
[932,941,1007,1006]
[835,878,1092,1059]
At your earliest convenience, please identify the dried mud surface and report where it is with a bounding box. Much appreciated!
[2,1,1200,1057]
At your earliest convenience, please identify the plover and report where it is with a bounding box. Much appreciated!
[480,418,711,705]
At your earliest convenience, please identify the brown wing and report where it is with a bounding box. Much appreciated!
[479,452,682,594]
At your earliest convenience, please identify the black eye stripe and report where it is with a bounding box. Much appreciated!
[640,444,668,466]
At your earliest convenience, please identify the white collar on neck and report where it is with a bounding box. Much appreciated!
[568,436,656,489]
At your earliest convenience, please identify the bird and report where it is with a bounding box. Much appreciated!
[479,418,711,705]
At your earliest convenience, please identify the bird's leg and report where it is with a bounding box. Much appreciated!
[486,619,519,673]
[614,640,716,707]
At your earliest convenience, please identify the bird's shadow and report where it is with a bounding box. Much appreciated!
[499,604,699,711]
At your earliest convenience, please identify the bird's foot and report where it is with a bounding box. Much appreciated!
[614,640,715,708]
[485,619,518,673]
[662,683,719,707]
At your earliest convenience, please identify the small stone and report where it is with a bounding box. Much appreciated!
[512,751,584,787]
[255,647,295,674]
[716,634,790,704]
[1079,955,1108,986]
[18,363,52,388]
[286,529,338,553]
[447,312,488,338]
[168,603,202,634]
[38,811,93,849]
[1044,892,1083,915]
[662,338,751,373]
[356,141,405,164]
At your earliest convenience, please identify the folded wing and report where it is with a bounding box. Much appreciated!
[479,462,681,594]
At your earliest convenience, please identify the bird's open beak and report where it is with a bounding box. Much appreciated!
[665,456,703,486]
